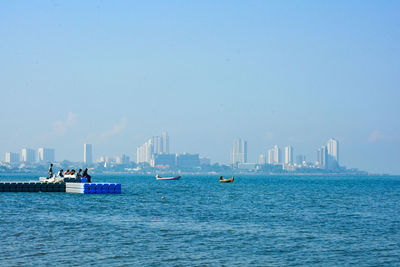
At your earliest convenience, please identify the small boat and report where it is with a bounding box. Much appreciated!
[156,175,181,180]
[219,176,234,183]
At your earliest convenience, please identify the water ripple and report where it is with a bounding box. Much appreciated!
[0,174,400,266]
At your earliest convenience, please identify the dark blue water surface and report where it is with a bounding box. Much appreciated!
[1,174,400,266]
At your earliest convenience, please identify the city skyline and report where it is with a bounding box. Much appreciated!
[1,1,399,174]
[0,132,382,172]
[3,136,344,170]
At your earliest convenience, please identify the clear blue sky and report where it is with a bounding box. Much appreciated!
[1,1,399,173]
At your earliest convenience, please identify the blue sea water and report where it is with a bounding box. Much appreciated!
[0,174,400,266]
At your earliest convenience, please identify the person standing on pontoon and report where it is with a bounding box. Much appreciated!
[82,168,92,183]
[48,163,53,178]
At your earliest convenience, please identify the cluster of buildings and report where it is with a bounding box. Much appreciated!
[316,139,339,170]
[4,148,55,164]
[97,155,130,165]
[230,138,340,171]
[136,132,170,164]
[136,132,210,170]
[4,144,93,166]
[85,143,131,166]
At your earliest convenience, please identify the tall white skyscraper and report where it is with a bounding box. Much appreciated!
[317,146,328,168]
[284,146,293,165]
[267,149,274,164]
[5,152,19,163]
[152,136,162,154]
[84,144,93,164]
[267,145,282,164]
[161,132,169,154]
[21,148,36,163]
[137,138,154,163]
[231,138,247,165]
[327,138,339,169]
[38,148,55,162]
[327,138,339,162]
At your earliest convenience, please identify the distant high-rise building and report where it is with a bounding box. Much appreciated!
[21,148,36,163]
[136,146,142,163]
[327,138,339,169]
[5,152,19,164]
[137,132,170,164]
[137,138,154,164]
[84,144,93,164]
[161,132,169,154]
[151,133,170,155]
[273,145,281,164]
[137,138,153,163]
[267,145,282,165]
[326,138,339,168]
[284,146,293,165]
[317,146,328,168]
[267,149,274,164]
[152,136,162,155]
[231,138,247,165]
[38,148,55,163]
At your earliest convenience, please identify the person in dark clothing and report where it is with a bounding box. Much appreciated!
[48,163,53,178]
[82,168,92,183]
[57,169,64,177]
[76,169,82,178]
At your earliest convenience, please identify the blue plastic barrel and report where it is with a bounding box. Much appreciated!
[101,184,109,194]
[81,178,88,183]
[108,184,115,193]
[90,184,96,193]
[95,184,103,193]
[115,184,121,193]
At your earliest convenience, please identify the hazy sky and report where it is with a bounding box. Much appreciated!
[1,1,399,173]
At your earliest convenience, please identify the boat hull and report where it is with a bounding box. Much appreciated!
[220,177,234,183]
[156,175,181,180]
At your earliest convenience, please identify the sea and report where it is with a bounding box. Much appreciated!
[0,173,400,266]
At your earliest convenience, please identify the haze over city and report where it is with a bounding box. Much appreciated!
[1,1,399,173]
